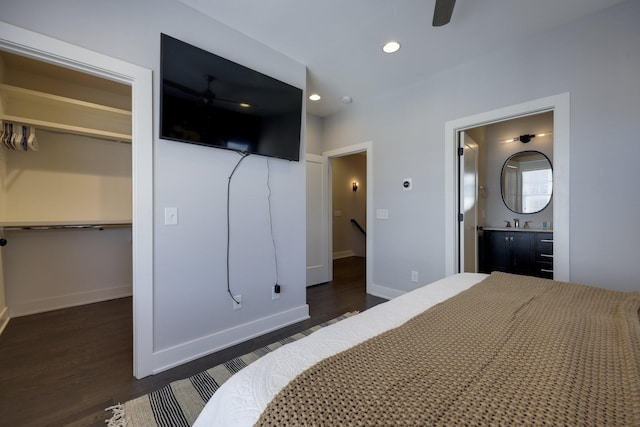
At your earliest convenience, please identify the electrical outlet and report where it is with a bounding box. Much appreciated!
[272,285,280,300]
[411,271,419,282]
[232,294,242,310]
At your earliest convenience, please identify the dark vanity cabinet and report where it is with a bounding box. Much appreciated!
[481,230,553,279]
[533,232,554,279]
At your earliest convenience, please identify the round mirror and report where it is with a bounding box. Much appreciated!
[501,150,553,214]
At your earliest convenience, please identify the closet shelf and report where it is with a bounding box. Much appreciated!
[0,84,131,143]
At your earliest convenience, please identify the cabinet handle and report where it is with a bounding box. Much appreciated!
[540,239,553,243]
[541,268,554,273]
[540,254,554,258]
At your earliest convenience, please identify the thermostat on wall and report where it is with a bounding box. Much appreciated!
[402,178,412,191]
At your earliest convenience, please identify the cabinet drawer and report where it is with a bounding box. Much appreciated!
[534,232,553,279]
[535,233,553,258]
[536,265,554,279]
[536,232,553,246]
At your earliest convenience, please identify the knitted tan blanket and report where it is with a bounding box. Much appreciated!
[256,272,640,426]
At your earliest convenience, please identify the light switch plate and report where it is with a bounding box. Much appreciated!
[164,207,178,225]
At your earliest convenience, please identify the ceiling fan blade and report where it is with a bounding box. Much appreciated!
[163,79,201,97]
[432,0,456,27]
[164,79,245,106]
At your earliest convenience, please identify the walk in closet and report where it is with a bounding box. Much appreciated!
[0,50,132,325]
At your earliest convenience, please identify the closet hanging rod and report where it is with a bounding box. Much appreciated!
[33,126,130,145]
[0,223,131,246]
[0,223,131,232]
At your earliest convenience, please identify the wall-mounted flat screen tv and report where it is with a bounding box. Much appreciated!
[160,34,303,161]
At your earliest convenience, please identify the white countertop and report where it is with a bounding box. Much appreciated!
[482,227,553,232]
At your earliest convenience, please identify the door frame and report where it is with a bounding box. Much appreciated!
[444,93,570,281]
[459,133,479,273]
[0,22,154,378]
[322,141,373,293]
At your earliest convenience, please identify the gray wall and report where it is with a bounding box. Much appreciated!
[323,0,640,292]
[0,0,307,367]
[305,113,324,155]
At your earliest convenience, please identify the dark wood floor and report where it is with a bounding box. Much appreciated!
[0,257,385,427]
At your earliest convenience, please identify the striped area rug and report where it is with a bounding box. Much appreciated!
[106,313,356,427]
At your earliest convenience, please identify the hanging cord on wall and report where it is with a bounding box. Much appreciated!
[266,159,279,287]
[226,152,250,304]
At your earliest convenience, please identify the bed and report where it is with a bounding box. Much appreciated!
[193,272,640,426]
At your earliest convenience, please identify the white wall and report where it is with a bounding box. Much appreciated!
[306,113,324,155]
[0,0,308,372]
[323,0,640,292]
[1,130,133,315]
[3,131,132,221]
[4,227,132,316]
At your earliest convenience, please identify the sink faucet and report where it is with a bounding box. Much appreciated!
[514,218,520,228]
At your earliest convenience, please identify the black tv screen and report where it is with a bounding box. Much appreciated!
[160,34,302,161]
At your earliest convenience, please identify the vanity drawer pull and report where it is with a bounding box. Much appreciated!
[540,239,554,243]
[540,254,554,258]
[540,268,554,273]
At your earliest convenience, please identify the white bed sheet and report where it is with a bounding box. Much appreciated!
[193,272,488,427]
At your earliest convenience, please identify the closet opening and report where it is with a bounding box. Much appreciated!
[0,48,133,363]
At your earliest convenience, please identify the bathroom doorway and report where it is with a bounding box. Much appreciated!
[459,112,554,273]
[444,93,570,282]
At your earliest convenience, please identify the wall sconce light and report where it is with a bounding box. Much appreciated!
[517,134,536,143]
[502,133,552,144]
[504,134,536,143]
[352,181,359,192]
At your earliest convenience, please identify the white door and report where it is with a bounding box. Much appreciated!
[306,154,330,286]
[460,132,479,272]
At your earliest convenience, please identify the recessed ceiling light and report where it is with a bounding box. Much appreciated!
[382,41,401,54]
[309,93,321,101]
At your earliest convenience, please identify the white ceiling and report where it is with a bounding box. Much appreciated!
[177,0,625,117]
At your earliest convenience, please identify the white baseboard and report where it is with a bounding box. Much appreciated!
[333,250,355,260]
[0,306,10,335]
[368,283,406,300]
[151,304,310,374]
[8,285,133,317]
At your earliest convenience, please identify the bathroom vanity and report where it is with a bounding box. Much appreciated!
[481,229,553,279]
[478,149,554,279]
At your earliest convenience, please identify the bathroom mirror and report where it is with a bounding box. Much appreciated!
[501,150,553,214]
